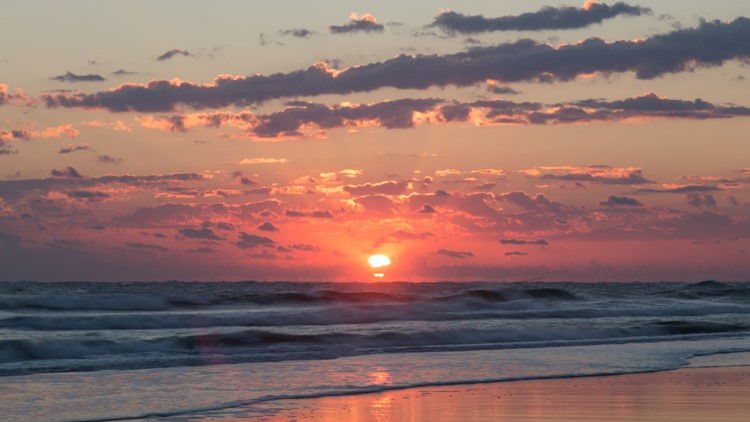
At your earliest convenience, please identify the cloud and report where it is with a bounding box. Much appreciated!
[0,84,34,106]
[431,2,650,34]
[504,251,529,256]
[97,154,123,164]
[50,71,105,83]
[496,191,563,212]
[0,231,22,244]
[487,85,521,95]
[51,167,83,178]
[178,227,223,240]
[227,158,288,165]
[258,222,278,231]
[288,243,320,252]
[527,166,653,185]
[0,140,17,155]
[636,185,721,194]
[342,180,409,196]
[599,195,645,207]
[112,69,139,76]
[0,172,202,202]
[66,190,110,202]
[330,13,385,34]
[236,232,275,249]
[279,28,316,38]
[156,49,193,61]
[0,124,79,143]
[418,204,436,213]
[285,209,334,218]
[74,93,750,141]
[59,144,90,154]
[686,193,718,209]
[126,242,169,252]
[236,176,256,186]
[436,248,474,259]
[42,19,750,111]
[186,247,217,254]
[500,238,549,245]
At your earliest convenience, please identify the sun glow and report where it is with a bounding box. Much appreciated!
[368,254,391,268]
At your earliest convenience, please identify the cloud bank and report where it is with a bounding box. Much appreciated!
[42,18,750,112]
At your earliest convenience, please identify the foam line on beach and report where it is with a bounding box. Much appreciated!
[56,347,750,422]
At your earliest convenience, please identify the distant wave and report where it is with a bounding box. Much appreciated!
[2,281,750,376]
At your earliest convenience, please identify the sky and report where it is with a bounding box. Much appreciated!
[1,0,749,281]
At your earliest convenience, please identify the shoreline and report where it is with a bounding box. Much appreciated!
[182,365,750,421]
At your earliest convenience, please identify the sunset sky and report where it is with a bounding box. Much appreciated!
[1,0,749,281]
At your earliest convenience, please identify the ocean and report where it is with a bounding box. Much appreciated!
[3,280,750,421]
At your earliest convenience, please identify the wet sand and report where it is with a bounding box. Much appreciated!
[187,366,750,421]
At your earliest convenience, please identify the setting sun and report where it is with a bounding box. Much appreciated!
[368,254,391,269]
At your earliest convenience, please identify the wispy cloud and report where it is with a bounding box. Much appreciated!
[50,71,105,83]
[59,144,90,154]
[431,2,650,34]
[155,49,193,61]
[330,13,384,34]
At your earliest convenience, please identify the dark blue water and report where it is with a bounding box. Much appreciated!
[3,280,750,377]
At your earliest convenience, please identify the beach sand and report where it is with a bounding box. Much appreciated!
[187,366,750,421]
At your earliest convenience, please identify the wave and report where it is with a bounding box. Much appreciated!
[2,320,747,369]
[3,282,750,312]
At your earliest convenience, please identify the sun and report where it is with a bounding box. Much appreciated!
[368,254,391,269]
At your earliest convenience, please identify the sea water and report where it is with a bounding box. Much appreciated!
[2,281,750,421]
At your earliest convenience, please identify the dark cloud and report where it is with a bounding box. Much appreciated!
[0,140,17,155]
[214,221,235,231]
[258,222,279,232]
[112,69,139,76]
[330,13,384,34]
[59,144,90,154]
[288,243,320,252]
[186,247,217,254]
[279,28,316,38]
[0,231,21,244]
[487,85,520,95]
[636,185,721,194]
[431,2,650,34]
[42,19,750,112]
[500,238,549,246]
[236,232,275,249]
[50,71,105,83]
[436,248,474,259]
[125,242,168,252]
[285,209,334,218]
[599,195,644,207]
[0,172,202,202]
[504,251,529,256]
[239,176,256,185]
[541,169,652,185]
[51,167,83,178]
[67,190,109,202]
[418,204,436,213]
[156,49,193,61]
[687,193,718,209]
[178,227,223,240]
[97,154,123,164]
[497,191,566,212]
[311,210,334,218]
